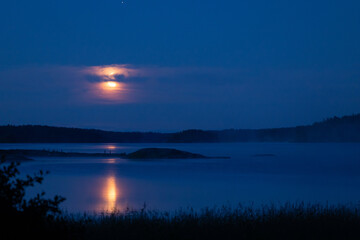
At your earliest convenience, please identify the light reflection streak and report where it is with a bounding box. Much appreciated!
[107,158,116,164]
[106,145,117,150]
[104,145,117,156]
[101,175,121,212]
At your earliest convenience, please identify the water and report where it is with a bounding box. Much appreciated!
[1,143,360,213]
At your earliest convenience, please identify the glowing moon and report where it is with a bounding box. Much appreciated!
[106,81,118,88]
[90,81,128,103]
[99,81,123,93]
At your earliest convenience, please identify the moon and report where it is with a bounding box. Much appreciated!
[106,81,118,88]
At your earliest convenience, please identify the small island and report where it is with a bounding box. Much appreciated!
[0,148,229,162]
[126,148,228,159]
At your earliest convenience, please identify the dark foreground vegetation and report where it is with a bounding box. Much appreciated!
[2,158,360,240]
[1,113,360,143]
[5,201,360,240]
[63,203,360,240]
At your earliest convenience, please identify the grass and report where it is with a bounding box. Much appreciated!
[13,202,360,240]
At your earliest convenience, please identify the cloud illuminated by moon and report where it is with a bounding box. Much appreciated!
[0,64,235,106]
[79,64,229,104]
[81,65,139,103]
[83,64,137,80]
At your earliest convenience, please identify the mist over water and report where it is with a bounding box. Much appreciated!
[3,143,360,213]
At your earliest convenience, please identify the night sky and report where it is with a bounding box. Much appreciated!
[1,0,359,131]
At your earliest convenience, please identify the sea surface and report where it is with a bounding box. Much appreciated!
[1,143,360,213]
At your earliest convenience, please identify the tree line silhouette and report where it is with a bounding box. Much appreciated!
[1,114,359,143]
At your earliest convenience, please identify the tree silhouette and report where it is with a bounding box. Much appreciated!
[0,155,66,238]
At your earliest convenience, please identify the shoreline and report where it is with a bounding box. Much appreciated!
[0,148,230,161]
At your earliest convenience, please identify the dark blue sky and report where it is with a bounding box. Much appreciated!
[1,0,359,131]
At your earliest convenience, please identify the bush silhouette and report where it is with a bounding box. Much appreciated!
[0,155,65,238]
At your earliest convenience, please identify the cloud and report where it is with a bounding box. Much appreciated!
[82,64,138,81]
[1,64,360,130]
[2,63,358,108]
[79,65,242,104]
[0,64,236,106]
